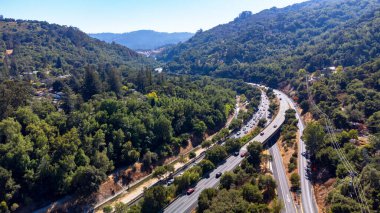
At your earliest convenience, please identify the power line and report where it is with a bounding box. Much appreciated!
[305,75,370,213]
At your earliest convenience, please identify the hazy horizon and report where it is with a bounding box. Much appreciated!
[1,0,308,33]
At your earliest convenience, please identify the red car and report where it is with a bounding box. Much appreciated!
[240,151,248,157]
[187,188,195,195]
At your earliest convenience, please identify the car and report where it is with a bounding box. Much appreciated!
[240,151,248,157]
[280,98,282,100]
[234,151,239,156]
[187,188,195,195]
[260,132,265,136]
[237,132,241,135]
[274,125,277,128]
[215,172,222,178]
[167,178,174,186]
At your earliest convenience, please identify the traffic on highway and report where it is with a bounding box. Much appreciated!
[165,85,292,213]
[123,83,317,213]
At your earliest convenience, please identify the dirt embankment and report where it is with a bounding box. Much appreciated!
[313,178,336,212]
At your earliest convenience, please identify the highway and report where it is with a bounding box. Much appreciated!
[279,91,318,213]
[165,86,296,213]
[263,88,297,213]
[232,89,270,139]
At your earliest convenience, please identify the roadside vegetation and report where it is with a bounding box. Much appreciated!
[0,40,262,212]
[197,142,282,213]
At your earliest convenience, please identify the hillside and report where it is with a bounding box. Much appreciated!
[0,19,153,79]
[89,30,194,50]
[158,0,380,87]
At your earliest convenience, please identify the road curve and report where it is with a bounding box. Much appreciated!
[267,89,297,213]
[279,91,318,213]
[164,86,296,213]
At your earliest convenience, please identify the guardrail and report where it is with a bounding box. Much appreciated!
[93,144,206,210]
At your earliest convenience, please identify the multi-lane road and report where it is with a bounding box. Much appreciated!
[165,84,318,213]
[279,91,318,213]
[165,86,294,213]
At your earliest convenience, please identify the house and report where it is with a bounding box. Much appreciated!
[321,66,336,76]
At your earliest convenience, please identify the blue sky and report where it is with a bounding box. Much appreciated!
[0,0,307,33]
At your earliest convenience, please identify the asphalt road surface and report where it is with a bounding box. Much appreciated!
[264,88,297,213]
[165,86,293,213]
[279,91,318,213]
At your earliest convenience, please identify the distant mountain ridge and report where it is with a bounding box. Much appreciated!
[89,30,194,50]
[158,0,380,87]
[0,18,154,79]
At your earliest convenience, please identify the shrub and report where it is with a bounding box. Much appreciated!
[189,151,196,159]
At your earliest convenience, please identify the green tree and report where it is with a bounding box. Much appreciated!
[258,175,277,202]
[107,68,122,95]
[205,145,228,165]
[114,202,129,213]
[290,173,300,191]
[229,118,242,130]
[71,166,107,196]
[258,118,267,128]
[0,167,20,209]
[193,119,207,138]
[153,166,168,179]
[367,111,380,134]
[220,171,236,189]
[154,115,173,145]
[189,151,196,159]
[198,159,216,174]
[242,183,263,203]
[225,138,241,153]
[103,205,113,213]
[0,81,31,119]
[82,66,102,101]
[198,188,218,213]
[303,121,326,157]
[247,141,263,166]
[141,185,168,213]
[271,199,284,213]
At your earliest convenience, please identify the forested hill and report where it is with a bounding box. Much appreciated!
[89,30,194,50]
[0,18,153,79]
[158,0,380,87]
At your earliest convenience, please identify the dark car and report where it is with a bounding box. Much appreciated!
[215,172,222,178]
[167,178,174,186]
[234,151,239,156]
[260,132,265,136]
[187,188,195,195]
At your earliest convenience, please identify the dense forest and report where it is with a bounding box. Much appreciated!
[157,0,380,212]
[0,65,263,211]
[1,0,380,212]
[0,18,264,212]
[290,58,380,212]
[0,18,154,80]
[158,0,380,87]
